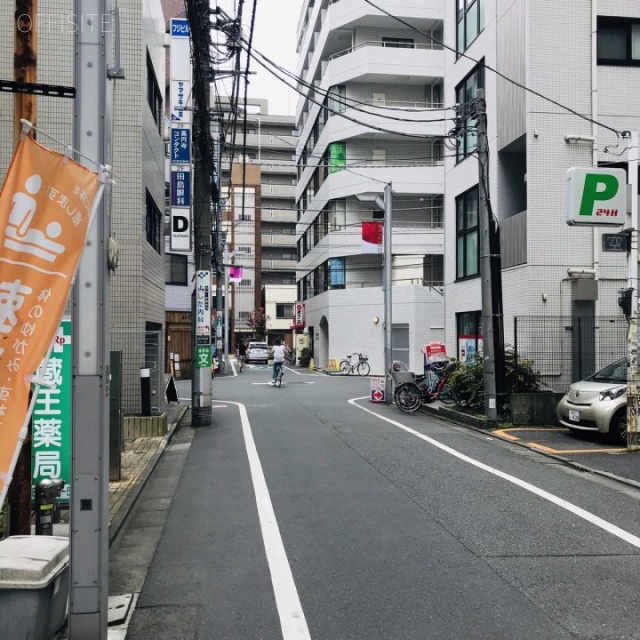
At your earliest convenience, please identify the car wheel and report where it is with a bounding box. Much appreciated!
[609,409,627,445]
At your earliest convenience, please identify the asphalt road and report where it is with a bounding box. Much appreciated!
[112,364,640,639]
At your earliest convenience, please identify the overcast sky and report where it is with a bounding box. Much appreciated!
[215,0,305,116]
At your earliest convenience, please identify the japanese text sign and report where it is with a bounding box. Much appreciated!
[32,318,71,503]
[196,270,211,346]
[171,127,191,164]
[0,136,100,500]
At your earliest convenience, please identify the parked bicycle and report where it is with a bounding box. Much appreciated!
[285,348,296,366]
[339,353,370,376]
[393,359,456,413]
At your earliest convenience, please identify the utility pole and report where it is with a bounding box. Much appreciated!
[476,89,505,420]
[186,0,214,427]
[69,1,110,637]
[627,131,639,450]
[191,126,213,427]
[383,183,393,404]
[8,2,38,537]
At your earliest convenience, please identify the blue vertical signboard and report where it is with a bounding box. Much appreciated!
[171,127,191,164]
[171,169,191,207]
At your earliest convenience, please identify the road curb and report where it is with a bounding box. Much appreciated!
[419,403,640,491]
[108,403,190,547]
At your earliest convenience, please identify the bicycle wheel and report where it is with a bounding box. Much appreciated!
[394,382,422,413]
[339,360,350,375]
[218,358,225,374]
[437,381,455,405]
[357,360,370,376]
[277,372,283,388]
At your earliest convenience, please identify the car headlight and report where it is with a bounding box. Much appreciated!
[599,386,627,401]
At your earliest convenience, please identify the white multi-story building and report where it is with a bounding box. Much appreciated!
[295,0,447,375]
[444,0,639,389]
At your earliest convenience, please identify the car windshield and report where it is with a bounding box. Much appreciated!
[249,343,268,350]
[587,358,627,384]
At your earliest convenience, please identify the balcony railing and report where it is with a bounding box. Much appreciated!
[329,40,443,61]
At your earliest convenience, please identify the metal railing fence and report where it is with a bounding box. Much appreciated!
[111,329,163,415]
[513,316,627,393]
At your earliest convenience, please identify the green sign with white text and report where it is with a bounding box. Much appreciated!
[196,345,211,368]
[566,167,626,226]
[32,317,71,503]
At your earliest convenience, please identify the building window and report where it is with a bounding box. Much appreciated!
[281,250,297,260]
[597,17,640,66]
[328,142,346,173]
[239,279,252,287]
[146,51,162,134]
[276,303,294,319]
[455,64,484,162]
[456,0,483,54]
[382,37,414,49]
[456,187,479,280]
[423,255,443,287]
[165,254,188,285]
[146,191,162,253]
[238,311,251,322]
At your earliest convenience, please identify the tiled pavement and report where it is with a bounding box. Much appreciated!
[108,436,165,519]
[107,403,189,545]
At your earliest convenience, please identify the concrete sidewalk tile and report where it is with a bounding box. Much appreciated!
[108,403,189,544]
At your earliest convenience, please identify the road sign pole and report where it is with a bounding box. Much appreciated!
[627,132,639,450]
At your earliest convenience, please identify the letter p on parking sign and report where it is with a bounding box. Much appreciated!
[566,167,627,226]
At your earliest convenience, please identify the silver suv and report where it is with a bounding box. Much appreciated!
[246,341,270,364]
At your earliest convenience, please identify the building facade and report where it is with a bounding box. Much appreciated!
[444,0,639,389]
[295,0,446,375]
[0,1,167,413]
[221,99,298,348]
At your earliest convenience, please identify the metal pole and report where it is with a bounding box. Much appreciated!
[224,246,230,361]
[70,2,110,637]
[8,1,38,538]
[627,131,639,450]
[383,183,393,404]
[476,90,498,419]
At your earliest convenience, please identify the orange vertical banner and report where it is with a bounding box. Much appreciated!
[0,134,101,501]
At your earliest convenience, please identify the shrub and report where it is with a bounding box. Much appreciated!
[446,345,545,416]
[298,347,312,367]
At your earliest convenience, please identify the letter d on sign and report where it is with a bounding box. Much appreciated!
[579,173,619,217]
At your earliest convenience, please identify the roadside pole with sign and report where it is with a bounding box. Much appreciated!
[566,161,638,450]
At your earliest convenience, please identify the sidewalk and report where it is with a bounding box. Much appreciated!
[108,402,189,545]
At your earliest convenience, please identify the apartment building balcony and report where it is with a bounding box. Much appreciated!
[243,133,297,150]
[297,164,444,219]
[330,41,442,82]
[297,0,443,97]
[261,233,297,247]
[298,224,443,268]
[262,258,298,270]
[262,207,298,223]
[262,184,296,198]
[317,103,446,142]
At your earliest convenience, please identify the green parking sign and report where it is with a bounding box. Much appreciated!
[566,167,627,226]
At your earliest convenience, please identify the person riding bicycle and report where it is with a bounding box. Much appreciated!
[270,339,286,385]
[237,340,246,373]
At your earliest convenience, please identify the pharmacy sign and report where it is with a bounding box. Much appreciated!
[566,167,627,226]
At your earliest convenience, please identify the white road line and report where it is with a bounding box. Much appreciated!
[226,401,311,640]
[350,397,640,550]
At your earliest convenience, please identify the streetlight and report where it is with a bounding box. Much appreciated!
[356,184,393,403]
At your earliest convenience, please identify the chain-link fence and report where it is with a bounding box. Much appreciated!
[513,316,627,393]
[111,330,163,415]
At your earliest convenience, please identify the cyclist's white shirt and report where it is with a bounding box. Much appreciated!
[272,345,286,363]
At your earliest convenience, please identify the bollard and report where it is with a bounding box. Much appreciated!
[140,368,151,416]
[35,479,65,535]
